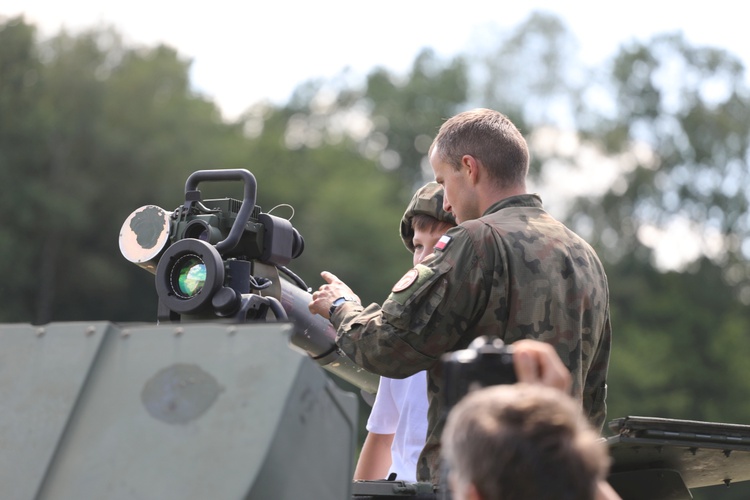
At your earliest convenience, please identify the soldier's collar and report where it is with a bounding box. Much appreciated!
[483,193,543,216]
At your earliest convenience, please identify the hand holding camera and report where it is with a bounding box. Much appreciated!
[512,338,572,392]
[441,336,572,413]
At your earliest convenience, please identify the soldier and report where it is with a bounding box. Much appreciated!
[309,107,611,485]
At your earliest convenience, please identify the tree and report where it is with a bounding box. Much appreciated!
[605,256,750,425]
[233,102,411,307]
[569,33,750,285]
[0,17,47,322]
[362,48,470,193]
[0,18,249,323]
[467,11,589,180]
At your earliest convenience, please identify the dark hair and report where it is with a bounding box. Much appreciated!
[430,108,529,188]
[411,214,455,237]
[443,383,609,500]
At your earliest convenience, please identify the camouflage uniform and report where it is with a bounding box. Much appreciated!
[331,193,611,484]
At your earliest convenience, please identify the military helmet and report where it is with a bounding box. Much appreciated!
[400,182,456,252]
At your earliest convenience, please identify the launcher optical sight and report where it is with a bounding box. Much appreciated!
[119,168,378,394]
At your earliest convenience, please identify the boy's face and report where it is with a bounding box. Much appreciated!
[412,226,448,266]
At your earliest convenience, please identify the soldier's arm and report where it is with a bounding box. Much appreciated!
[584,306,612,431]
[331,227,492,378]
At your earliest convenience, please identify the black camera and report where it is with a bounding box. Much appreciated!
[437,336,517,500]
[440,336,517,414]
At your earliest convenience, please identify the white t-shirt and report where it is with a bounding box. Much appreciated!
[366,371,429,482]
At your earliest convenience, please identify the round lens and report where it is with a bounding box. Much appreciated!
[171,255,207,298]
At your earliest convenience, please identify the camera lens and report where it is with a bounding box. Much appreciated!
[184,220,209,241]
[183,218,224,244]
[156,238,225,314]
[171,254,207,298]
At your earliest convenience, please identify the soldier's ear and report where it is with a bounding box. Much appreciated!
[462,154,481,186]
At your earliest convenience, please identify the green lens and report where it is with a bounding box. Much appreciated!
[173,255,206,298]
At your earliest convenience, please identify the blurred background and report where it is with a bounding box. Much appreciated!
[2,3,750,498]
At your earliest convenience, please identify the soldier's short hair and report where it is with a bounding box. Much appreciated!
[430,108,529,189]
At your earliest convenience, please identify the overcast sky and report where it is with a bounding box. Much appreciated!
[4,1,748,119]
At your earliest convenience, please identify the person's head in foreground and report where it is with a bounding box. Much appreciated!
[441,383,611,500]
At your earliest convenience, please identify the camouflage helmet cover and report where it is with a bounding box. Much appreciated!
[400,182,456,252]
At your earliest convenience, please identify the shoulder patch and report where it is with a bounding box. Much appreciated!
[393,268,419,292]
[434,234,452,252]
[388,264,436,306]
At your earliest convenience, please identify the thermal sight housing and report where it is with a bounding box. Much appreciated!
[119,168,379,394]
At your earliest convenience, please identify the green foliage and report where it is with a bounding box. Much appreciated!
[280,48,470,197]
[0,17,415,324]
[0,17,246,323]
[362,48,470,192]
[570,33,750,278]
[467,11,586,180]
[233,105,411,304]
[606,256,750,426]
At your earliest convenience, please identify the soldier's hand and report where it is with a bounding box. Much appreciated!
[308,271,360,319]
[512,339,572,393]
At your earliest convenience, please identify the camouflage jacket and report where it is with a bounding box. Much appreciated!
[331,194,612,484]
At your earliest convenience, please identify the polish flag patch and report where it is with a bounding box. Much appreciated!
[434,234,452,251]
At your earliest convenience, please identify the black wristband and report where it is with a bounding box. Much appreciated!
[329,295,358,318]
